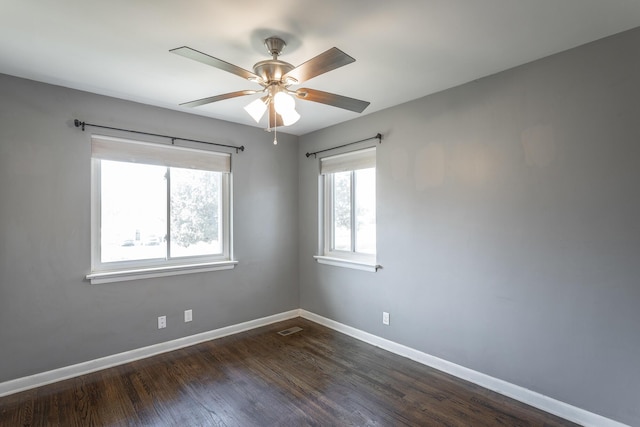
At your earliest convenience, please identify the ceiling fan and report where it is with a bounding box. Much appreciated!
[170,37,370,139]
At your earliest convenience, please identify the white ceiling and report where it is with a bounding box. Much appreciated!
[2,1,640,136]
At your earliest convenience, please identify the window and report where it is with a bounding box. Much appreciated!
[87,135,236,284]
[315,147,379,272]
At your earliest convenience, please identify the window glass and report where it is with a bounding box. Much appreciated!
[332,171,352,251]
[170,168,222,258]
[355,168,376,254]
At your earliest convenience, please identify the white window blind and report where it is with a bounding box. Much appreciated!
[320,147,376,175]
[91,135,231,173]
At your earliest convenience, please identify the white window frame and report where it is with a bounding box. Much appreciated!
[87,135,237,284]
[315,147,380,272]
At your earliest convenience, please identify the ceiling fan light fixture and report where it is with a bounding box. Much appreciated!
[244,97,268,123]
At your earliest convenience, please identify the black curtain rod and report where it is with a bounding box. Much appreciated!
[305,133,382,158]
[73,119,245,153]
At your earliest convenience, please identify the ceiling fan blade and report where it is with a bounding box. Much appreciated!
[268,101,284,128]
[180,90,257,108]
[283,47,355,84]
[170,46,259,81]
[295,88,370,113]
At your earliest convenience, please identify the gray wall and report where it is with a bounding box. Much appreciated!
[2,26,640,427]
[298,28,640,425]
[0,74,299,382]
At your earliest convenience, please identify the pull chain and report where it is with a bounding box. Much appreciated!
[273,120,278,145]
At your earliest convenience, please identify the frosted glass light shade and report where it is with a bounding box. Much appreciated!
[274,92,295,114]
[244,97,268,123]
[280,109,300,126]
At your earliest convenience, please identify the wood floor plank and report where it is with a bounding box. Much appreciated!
[0,318,579,426]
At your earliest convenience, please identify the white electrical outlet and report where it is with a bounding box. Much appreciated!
[158,315,166,329]
[184,309,193,322]
[382,311,390,325]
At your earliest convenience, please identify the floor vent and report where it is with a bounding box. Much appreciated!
[277,327,303,336]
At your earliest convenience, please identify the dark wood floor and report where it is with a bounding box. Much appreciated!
[1,318,578,426]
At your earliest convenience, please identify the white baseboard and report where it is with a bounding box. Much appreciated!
[1,308,628,427]
[0,309,300,398]
[299,309,628,427]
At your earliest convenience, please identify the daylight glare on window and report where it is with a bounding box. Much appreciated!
[101,160,167,263]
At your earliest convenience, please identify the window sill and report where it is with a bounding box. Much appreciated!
[86,260,238,284]
[313,256,381,272]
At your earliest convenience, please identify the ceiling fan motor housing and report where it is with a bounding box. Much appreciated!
[253,60,295,84]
